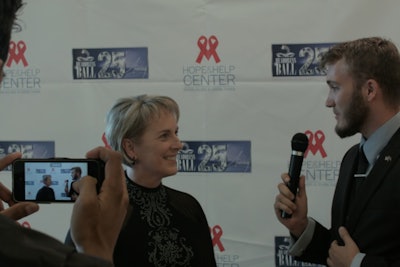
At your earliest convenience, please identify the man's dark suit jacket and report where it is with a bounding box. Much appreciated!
[0,214,113,266]
[297,129,400,266]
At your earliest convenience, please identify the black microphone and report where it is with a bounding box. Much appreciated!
[281,132,309,219]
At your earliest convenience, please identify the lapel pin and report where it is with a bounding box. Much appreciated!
[384,156,392,162]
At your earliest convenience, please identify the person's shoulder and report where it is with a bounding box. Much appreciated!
[348,143,359,151]
[164,185,200,203]
[164,185,208,222]
[164,185,195,197]
[343,143,359,158]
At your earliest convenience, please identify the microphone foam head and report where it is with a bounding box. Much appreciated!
[291,132,309,152]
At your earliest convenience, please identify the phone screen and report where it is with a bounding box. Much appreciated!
[12,159,103,203]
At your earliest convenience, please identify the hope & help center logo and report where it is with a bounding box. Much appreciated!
[183,35,236,91]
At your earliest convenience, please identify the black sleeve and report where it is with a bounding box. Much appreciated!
[0,215,113,267]
[35,188,43,200]
[294,220,331,265]
[168,189,217,267]
[51,188,56,201]
[361,255,400,267]
[68,181,79,197]
[194,202,217,267]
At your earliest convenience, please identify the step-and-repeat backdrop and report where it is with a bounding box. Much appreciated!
[0,0,395,266]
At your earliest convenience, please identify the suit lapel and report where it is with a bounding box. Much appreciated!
[331,144,358,232]
[346,128,400,230]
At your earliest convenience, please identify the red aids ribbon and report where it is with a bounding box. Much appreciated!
[6,41,28,67]
[196,35,221,64]
[210,225,225,252]
[20,221,31,228]
[304,130,327,158]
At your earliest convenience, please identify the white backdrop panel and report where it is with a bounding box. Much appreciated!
[0,0,396,266]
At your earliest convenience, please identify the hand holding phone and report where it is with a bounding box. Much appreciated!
[0,152,39,220]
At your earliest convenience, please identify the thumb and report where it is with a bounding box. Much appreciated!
[339,226,353,245]
[297,175,307,197]
[74,176,98,201]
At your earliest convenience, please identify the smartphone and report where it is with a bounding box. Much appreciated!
[12,158,105,203]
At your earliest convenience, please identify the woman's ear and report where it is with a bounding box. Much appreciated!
[122,138,136,159]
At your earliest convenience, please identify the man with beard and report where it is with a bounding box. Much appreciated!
[65,166,82,200]
[274,37,400,267]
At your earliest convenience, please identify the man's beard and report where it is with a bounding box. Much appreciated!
[335,89,368,138]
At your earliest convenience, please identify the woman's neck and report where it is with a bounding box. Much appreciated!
[126,167,162,188]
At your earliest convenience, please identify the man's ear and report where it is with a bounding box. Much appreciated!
[368,83,374,94]
[365,79,378,100]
